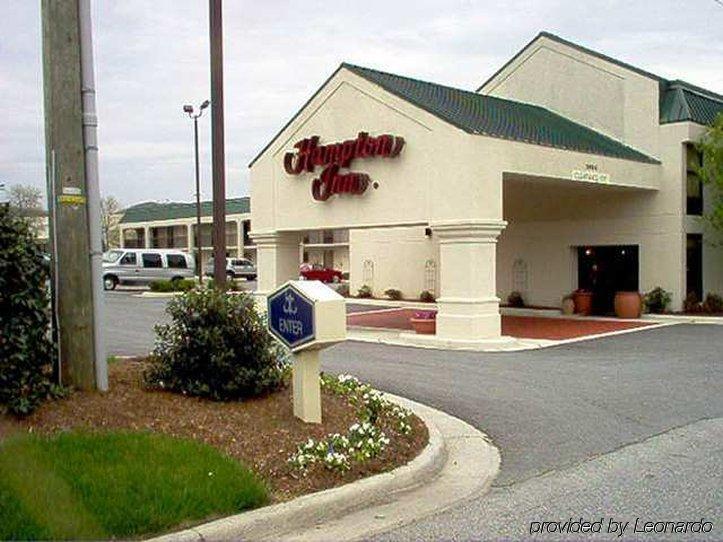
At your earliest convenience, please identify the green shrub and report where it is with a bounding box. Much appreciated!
[644,287,672,314]
[0,206,55,416]
[507,291,525,307]
[149,278,196,293]
[384,288,403,301]
[703,293,723,313]
[357,284,373,298]
[683,292,702,313]
[419,290,435,303]
[144,288,287,400]
[336,282,350,297]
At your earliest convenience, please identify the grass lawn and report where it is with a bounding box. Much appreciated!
[0,431,268,540]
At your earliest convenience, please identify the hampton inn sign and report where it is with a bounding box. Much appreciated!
[284,132,405,201]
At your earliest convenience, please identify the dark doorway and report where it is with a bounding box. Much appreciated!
[578,245,639,315]
[686,234,703,301]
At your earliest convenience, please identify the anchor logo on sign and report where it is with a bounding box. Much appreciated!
[283,292,298,315]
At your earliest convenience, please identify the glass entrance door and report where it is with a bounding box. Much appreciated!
[577,245,639,315]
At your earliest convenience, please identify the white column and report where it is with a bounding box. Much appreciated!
[251,230,302,296]
[144,226,150,248]
[186,224,193,251]
[433,219,507,341]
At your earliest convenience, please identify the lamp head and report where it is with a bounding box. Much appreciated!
[183,104,193,114]
[200,100,210,110]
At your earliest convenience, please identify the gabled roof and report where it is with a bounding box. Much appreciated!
[343,63,658,164]
[660,81,723,125]
[120,197,250,224]
[478,31,723,127]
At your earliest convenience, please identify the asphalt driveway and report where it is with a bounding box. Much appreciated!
[320,325,723,540]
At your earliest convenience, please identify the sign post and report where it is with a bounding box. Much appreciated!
[267,281,346,423]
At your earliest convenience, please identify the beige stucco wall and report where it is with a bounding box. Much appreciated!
[349,226,437,299]
[250,68,501,236]
[480,35,661,159]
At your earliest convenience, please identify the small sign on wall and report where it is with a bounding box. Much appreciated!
[571,163,610,184]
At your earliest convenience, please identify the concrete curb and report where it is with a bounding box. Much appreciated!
[643,314,723,325]
[346,321,676,352]
[148,394,499,542]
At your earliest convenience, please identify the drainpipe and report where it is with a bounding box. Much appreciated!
[78,0,107,391]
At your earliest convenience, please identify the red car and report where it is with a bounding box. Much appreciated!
[299,263,343,283]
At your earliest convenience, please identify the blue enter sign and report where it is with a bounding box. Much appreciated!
[267,283,315,350]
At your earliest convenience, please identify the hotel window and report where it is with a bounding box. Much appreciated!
[686,144,703,216]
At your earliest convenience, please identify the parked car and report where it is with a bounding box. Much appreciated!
[299,263,343,283]
[204,257,257,280]
[102,249,195,290]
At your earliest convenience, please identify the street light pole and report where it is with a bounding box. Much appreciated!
[183,100,209,283]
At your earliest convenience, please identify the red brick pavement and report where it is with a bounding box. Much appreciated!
[347,308,653,340]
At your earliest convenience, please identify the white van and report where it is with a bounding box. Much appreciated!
[102,249,195,290]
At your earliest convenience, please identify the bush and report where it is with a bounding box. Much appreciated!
[0,206,55,416]
[703,293,723,313]
[419,290,435,303]
[683,292,703,313]
[384,288,403,301]
[507,291,525,308]
[357,284,373,298]
[335,282,350,297]
[149,278,196,293]
[644,287,672,314]
[144,287,287,401]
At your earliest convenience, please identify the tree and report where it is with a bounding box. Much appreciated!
[9,184,42,211]
[100,196,122,250]
[695,112,723,235]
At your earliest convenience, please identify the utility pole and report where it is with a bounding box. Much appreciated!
[41,0,104,390]
[209,0,227,288]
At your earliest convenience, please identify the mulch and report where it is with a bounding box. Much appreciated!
[0,361,427,503]
[347,309,654,340]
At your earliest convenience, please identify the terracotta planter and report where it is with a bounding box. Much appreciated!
[561,297,576,315]
[410,318,436,335]
[573,291,593,316]
[614,291,642,319]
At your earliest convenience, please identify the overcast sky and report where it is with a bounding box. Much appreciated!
[1,0,722,208]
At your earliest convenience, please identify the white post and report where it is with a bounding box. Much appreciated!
[292,349,321,423]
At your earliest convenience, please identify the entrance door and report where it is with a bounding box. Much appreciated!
[577,245,639,315]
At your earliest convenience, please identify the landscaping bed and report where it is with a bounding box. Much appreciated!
[1,360,428,505]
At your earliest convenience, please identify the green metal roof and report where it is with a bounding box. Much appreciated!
[660,81,723,125]
[120,197,250,224]
[343,63,659,164]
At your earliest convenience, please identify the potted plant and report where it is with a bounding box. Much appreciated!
[410,310,436,334]
[614,291,642,318]
[561,293,575,315]
[507,291,525,308]
[573,289,593,316]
